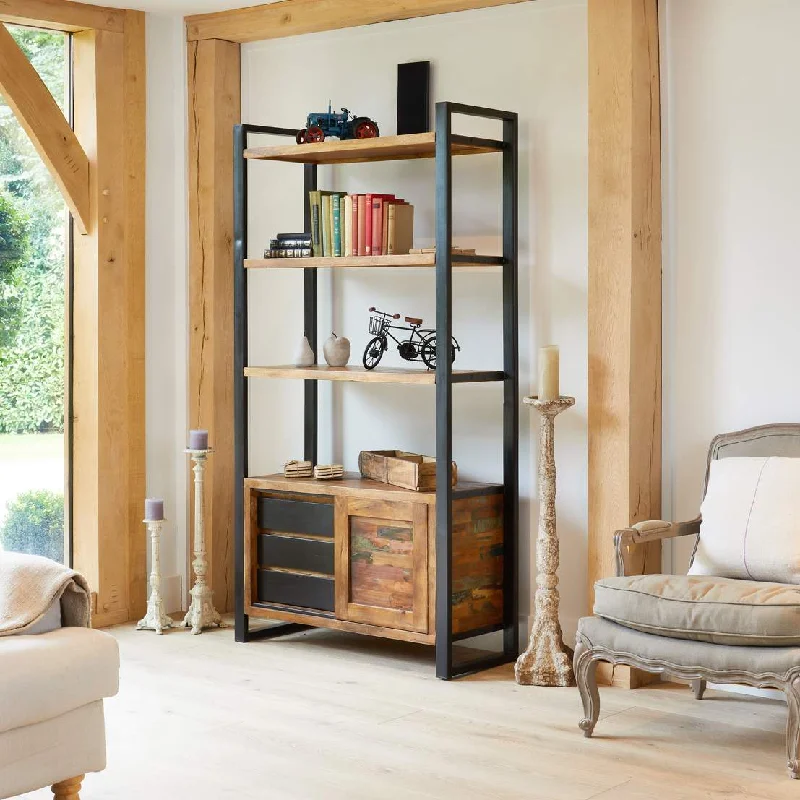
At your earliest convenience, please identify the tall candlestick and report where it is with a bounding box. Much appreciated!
[178,448,223,634]
[538,346,560,402]
[515,394,575,686]
[137,518,174,634]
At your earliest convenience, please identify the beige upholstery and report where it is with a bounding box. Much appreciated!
[578,615,800,681]
[0,627,119,734]
[0,701,106,800]
[691,457,800,583]
[595,574,800,646]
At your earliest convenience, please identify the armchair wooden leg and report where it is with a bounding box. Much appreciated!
[786,674,800,780]
[574,636,600,737]
[52,775,83,799]
[691,679,706,700]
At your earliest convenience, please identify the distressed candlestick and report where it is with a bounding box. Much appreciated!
[178,448,224,634]
[515,395,576,687]
[137,518,174,634]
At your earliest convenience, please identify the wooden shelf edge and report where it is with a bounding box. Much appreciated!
[244,365,505,384]
[244,131,502,164]
[245,253,504,270]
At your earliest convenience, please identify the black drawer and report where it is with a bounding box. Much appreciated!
[257,569,334,612]
[257,534,334,575]
[257,496,334,538]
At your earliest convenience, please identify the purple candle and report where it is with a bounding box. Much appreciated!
[188,429,209,450]
[144,498,164,521]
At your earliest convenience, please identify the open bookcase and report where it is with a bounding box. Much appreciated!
[233,102,519,679]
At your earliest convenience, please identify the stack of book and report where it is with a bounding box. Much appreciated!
[283,460,313,478]
[264,232,312,258]
[313,464,344,480]
[309,192,414,258]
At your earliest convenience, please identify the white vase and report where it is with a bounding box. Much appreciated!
[294,336,315,366]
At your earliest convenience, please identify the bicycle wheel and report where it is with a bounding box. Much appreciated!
[421,335,456,370]
[363,336,386,370]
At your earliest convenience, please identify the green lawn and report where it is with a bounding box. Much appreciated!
[0,432,64,527]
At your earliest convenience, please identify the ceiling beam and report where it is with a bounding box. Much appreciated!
[0,0,124,33]
[0,23,90,233]
[186,0,530,44]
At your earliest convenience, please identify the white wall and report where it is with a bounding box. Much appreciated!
[242,0,589,638]
[144,12,188,612]
[662,0,800,572]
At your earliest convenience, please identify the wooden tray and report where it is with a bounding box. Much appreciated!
[358,450,457,492]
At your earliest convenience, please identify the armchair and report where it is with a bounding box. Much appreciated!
[575,423,800,779]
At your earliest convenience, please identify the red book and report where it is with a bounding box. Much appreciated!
[364,193,373,255]
[357,195,367,257]
[371,197,383,256]
[352,195,360,256]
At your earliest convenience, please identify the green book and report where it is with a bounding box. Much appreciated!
[321,194,332,257]
[332,194,342,257]
[308,190,322,256]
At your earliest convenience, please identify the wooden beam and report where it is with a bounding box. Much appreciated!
[186,0,530,44]
[0,0,124,33]
[187,38,241,613]
[72,16,146,628]
[0,23,90,233]
[587,0,662,688]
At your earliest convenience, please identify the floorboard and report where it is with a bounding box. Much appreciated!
[19,621,798,799]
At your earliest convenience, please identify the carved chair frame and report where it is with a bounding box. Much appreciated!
[577,423,800,780]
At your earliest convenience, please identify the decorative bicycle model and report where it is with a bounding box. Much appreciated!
[363,307,460,371]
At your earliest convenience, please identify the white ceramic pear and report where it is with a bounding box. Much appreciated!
[295,336,315,367]
[323,332,350,367]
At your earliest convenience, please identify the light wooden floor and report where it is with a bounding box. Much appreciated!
[21,622,800,799]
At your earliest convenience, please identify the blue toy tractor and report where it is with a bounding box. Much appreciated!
[296,104,380,144]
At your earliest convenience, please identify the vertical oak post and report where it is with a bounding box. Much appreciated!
[72,16,146,627]
[588,0,662,688]
[187,38,241,612]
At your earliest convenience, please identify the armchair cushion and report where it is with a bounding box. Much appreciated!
[594,574,800,646]
[690,456,800,583]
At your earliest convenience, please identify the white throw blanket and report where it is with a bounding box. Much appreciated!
[0,552,91,635]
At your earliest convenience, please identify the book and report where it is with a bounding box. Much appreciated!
[351,195,360,256]
[343,195,353,257]
[308,192,322,256]
[357,195,367,256]
[332,194,342,257]
[370,194,395,256]
[321,194,332,257]
[388,203,414,255]
[382,201,390,256]
[364,193,373,255]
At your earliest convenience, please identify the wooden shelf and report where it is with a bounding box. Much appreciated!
[244,365,505,384]
[245,253,503,270]
[244,132,503,165]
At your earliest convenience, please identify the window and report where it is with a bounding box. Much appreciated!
[0,25,70,564]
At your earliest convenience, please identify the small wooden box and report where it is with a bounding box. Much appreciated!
[358,450,457,492]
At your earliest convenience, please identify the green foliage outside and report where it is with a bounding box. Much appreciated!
[0,489,65,563]
[0,26,67,433]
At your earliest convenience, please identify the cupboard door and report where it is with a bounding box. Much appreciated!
[335,497,428,633]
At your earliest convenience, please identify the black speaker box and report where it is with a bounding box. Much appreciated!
[397,61,431,135]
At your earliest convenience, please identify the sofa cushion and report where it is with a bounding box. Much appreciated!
[594,574,800,646]
[690,456,800,583]
[0,627,118,735]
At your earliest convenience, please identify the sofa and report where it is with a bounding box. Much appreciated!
[0,554,119,799]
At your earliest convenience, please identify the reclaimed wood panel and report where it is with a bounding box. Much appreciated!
[451,492,504,635]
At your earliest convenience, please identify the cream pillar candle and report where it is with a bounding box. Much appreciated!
[538,346,560,401]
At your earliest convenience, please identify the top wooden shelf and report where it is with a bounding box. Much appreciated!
[244,133,504,165]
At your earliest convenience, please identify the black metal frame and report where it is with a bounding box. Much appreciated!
[233,103,519,678]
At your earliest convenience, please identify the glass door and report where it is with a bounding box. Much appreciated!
[0,25,71,563]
